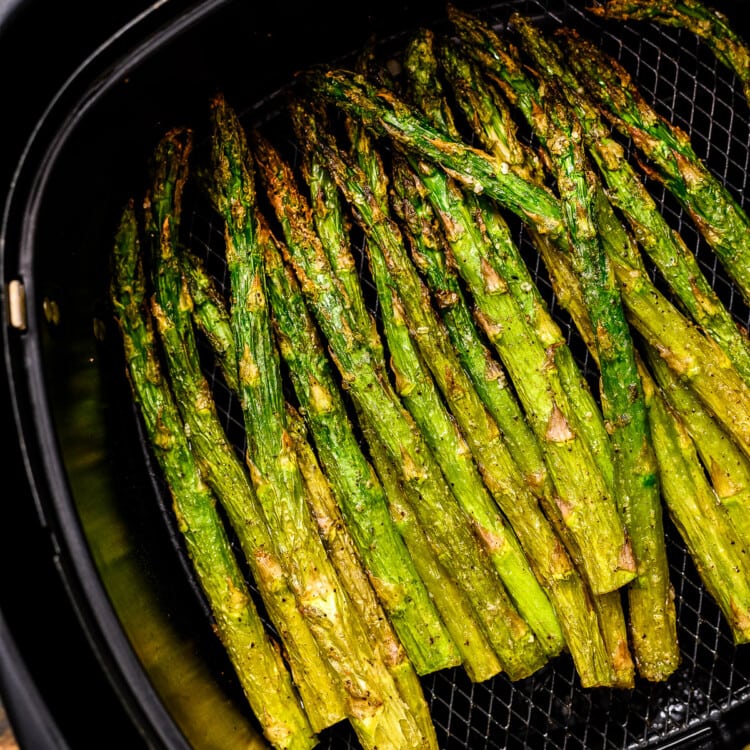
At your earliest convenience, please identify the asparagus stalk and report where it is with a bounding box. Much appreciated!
[261,225,462,675]
[430,30,615,495]
[143,127,347,733]
[285,406,436,744]
[252,127,548,681]
[303,64,750,468]
[534,80,679,682]
[590,0,750,103]
[336,90,565,657]
[645,346,750,550]
[304,70,635,597]
[358,413,504,683]
[204,94,432,750]
[179,250,239,392]
[558,26,750,307]
[110,200,316,750]
[502,12,750,386]
[389,153,634,687]
[181,240,460,676]
[260,197,504,684]
[642,372,750,645]
[301,137,383,363]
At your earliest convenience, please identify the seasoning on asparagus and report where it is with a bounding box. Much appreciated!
[143,127,348,734]
[501,11,750,389]
[204,93,434,750]
[110,199,317,750]
[181,240,461,676]
[285,405,436,743]
[590,0,750,103]
[252,124,548,681]
[264,165,503,682]
[558,26,750,308]
[334,90,565,658]
[303,65,637,598]
[448,8,676,681]
[535,78,679,682]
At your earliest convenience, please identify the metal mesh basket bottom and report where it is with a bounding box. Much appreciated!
[167,0,750,747]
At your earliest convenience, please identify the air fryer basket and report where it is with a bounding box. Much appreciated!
[4,0,750,747]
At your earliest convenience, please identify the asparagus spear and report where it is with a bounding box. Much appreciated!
[590,0,750,103]
[301,137,383,363]
[143,127,347,733]
[357,413,504,683]
[303,64,750,467]
[642,371,750,645]
[534,80,679,682]
[110,200,316,750]
[179,250,239,392]
[259,196,503,684]
[550,232,750,647]
[558,26,750,307]
[261,225,462,676]
[252,127,548,681]
[453,9,750,389]
[336,90,565,657]
[285,406,436,744]
[428,30,615,495]
[205,94,432,750]
[645,346,750,550]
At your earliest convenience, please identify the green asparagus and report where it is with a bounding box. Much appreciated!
[645,346,750,550]
[285,139,505,681]
[559,26,750,307]
[252,125,548,681]
[590,0,750,103]
[111,199,317,750]
[204,93,434,750]
[334,73,636,680]
[642,371,750,645]
[357,412,505,683]
[143,127,347,733]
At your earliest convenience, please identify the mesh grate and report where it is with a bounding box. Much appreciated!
[173,1,750,747]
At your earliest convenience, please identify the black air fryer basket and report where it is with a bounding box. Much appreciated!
[3,0,750,748]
